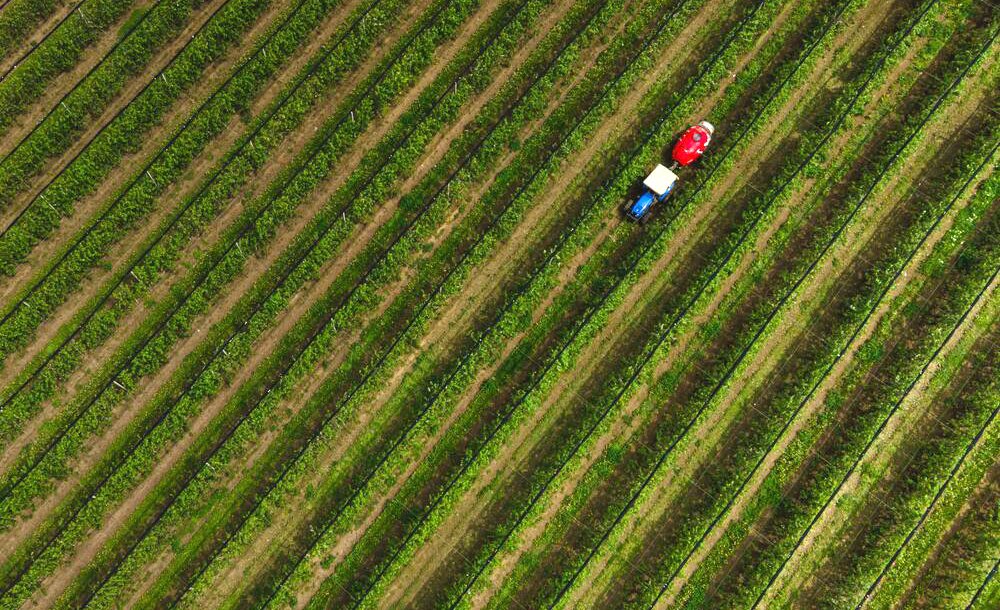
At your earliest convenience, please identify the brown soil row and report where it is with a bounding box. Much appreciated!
[0,0,161,160]
[794,309,1000,608]
[375,0,758,602]
[18,0,532,603]
[0,0,377,475]
[0,0,428,563]
[712,66,999,607]
[174,1,632,602]
[0,0,295,378]
[510,1,933,603]
[628,74,988,610]
[756,185,1000,606]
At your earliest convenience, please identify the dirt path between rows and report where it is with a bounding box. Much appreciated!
[0,0,295,378]
[0,0,424,562]
[18,0,521,604]
[653,55,998,608]
[530,3,933,605]
[0,0,238,227]
[176,3,624,602]
[0,0,159,160]
[756,218,1000,606]
[456,0,832,603]
[0,0,378,474]
[374,0,754,603]
[0,0,77,76]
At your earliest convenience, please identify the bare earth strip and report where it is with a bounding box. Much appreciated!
[14,0,518,603]
[0,0,162,160]
[0,0,378,475]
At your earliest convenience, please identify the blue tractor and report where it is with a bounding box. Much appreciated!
[624,164,678,222]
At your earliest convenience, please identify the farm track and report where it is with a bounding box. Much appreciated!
[220,0,740,604]
[0,0,592,600]
[344,2,811,607]
[175,0,621,600]
[490,2,1000,604]
[656,20,1000,608]
[599,19,1000,610]
[0,0,371,404]
[0,0,496,592]
[3,0,996,606]
[0,0,160,160]
[0,0,84,76]
[0,0,406,511]
[808,312,1000,609]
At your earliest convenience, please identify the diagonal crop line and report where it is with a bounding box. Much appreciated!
[0,0,122,86]
[857,392,1000,610]
[967,555,1000,609]
[69,0,592,605]
[0,0,199,195]
[852,157,999,610]
[0,0,175,168]
[660,99,1000,610]
[250,3,713,605]
[233,2,621,608]
[749,28,1000,609]
[543,1,970,606]
[320,1,775,607]
[0,0,347,327]
[139,0,587,605]
[0,0,453,598]
[761,263,999,609]
[0,0,392,504]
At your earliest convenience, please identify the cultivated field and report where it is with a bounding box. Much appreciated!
[0,0,997,607]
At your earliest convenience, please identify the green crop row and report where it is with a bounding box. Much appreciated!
[874,367,1000,610]
[754,197,999,610]
[311,2,827,607]
[895,421,1000,608]
[498,12,918,610]
[0,0,71,60]
[508,1,980,606]
[170,0,717,604]
[0,0,269,259]
[0,0,479,602]
[0,0,391,451]
[0,0,354,347]
[0,0,218,212]
[696,76,1000,610]
[485,0,898,605]
[810,302,1000,609]
[864,205,998,610]
[5,0,568,605]
[107,0,638,604]
[0,0,145,144]
[0,0,141,135]
[647,36,999,610]
[653,21,999,610]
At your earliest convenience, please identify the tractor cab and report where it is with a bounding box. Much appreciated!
[625,164,678,222]
[672,120,714,166]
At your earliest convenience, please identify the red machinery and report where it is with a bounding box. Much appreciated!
[672,120,714,166]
